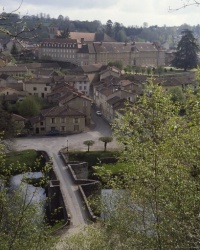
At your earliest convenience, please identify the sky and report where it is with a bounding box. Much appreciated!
[1,0,200,27]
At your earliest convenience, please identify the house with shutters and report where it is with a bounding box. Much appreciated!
[23,78,52,98]
[30,105,86,135]
[47,82,92,125]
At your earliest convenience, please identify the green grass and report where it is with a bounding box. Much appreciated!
[4,149,45,175]
[93,162,128,176]
[68,150,120,167]
[6,149,38,166]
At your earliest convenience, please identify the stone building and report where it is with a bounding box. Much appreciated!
[38,37,166,68]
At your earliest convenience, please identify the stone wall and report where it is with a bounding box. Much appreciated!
[60,151,101,222]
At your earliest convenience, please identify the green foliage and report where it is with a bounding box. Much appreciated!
[0,186,54,250]
[147,66,152,76]
[111,82,200,248]
[0,140,55,249]
[134,66,141,74]
[124,65,132,73]
[108,61,123,70]
[10,43,19,55]
[1,149,50,178]
[105,19,113,37]
[83,140,95,152]
[68,150,119,167]
[17,96,41,117]
[172,29,199,71]
[169,86,186,104]
[0,108,15,138]
[99,136,113,151]
[157,65,164,76]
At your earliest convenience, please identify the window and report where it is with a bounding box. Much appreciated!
[44,87,47,91]
[51,118,55,124]
[74,118,79,124]
[33,87,37,91]
[61,126,65,131]
[61,117,65,123]
[40,122,43,126]
[74,125,79,131]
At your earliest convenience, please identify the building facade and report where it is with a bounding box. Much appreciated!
[38,38,166,68]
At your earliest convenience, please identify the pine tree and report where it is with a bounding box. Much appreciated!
[172,29,199,71]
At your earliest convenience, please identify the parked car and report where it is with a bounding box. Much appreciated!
[46,130,60,136]
[96,111,102,116]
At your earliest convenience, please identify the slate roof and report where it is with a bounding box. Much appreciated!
[17,62,60,70]
[77,41,164,55]
[0,66,28,72]
[78,64,104,73]
[95,33,115,42]
[40,39,78,48]
[134,42,158,51]
[64,75,89,82]
[98,87,114,97]
[40,105,85,117]
[70,32,96,42]
[107,96,121,105]
[119,80,132,87]
[93,42,132,53]
[77,43,96,53]
[24,78,52,85]
[34,69,58,77]
[68,32,115,43]
[12,114,27,122]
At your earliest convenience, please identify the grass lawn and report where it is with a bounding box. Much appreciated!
[68,150,120,167]
[4,149,45,175]
[67,150,131,183]
[93,162,129,176]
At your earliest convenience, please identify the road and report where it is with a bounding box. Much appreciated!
[12,112,120,233]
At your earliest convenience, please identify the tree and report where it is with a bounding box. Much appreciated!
[66,83,200,249]
[105,20,113,37]
[171,29,199,71]
[169,86,186,104]
[0,141,55,249]
[169,1,200,11]
[147,66,152,76]
[108,61,123,70]
[10,43,19,56]
[0,10,41,41]
[17,96,41,117]
[99,137,113,151]
[0,108,15,138]
[111,82,200,249]
[157,66,164,76]
[83,140,95,152]
[58,27,70,39]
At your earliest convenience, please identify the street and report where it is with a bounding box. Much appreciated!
[12,114,120,233]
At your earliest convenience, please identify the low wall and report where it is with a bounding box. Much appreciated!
[60,151,101,222]
[38,151,71,234]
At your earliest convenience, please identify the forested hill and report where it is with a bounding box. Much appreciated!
[1,12,200,48]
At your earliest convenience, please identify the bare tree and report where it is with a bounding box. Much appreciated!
[169,0,200,11]
[0,1,41,49]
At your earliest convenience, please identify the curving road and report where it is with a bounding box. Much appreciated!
[12,112,120,233]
